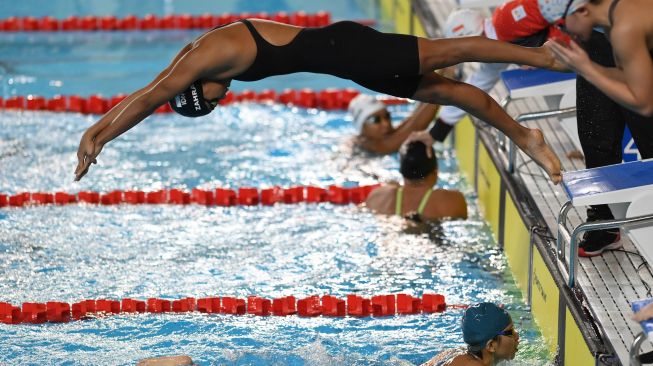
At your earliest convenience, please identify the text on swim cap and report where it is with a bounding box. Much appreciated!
[190,83,201,111]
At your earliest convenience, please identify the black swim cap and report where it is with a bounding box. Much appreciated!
[169,81,212,117]
[400,141,437,180]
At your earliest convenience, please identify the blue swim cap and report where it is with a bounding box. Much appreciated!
[169,81,212,117]
[462,302,512,349]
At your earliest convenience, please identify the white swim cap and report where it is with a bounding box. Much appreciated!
[443,9,485,38]
[539,0,589,22]
[348,94,386,132]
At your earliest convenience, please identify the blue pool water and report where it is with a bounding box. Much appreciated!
[0,1,552,365]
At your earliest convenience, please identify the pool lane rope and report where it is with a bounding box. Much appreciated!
[0,184,380,209]
[0,88,409,115]
[0,11,355,32]
[0,294,470,324]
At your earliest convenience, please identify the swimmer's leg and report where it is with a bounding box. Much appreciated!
[412,72,562,184]
[414,37,553,73]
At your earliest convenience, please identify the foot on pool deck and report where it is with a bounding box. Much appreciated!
[519,128,562,184]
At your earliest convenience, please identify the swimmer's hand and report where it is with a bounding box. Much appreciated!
[74,132,104,181]
[543,40,582,73]
[404,130,435,158]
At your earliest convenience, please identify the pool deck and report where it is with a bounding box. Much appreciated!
[413,0,653,364]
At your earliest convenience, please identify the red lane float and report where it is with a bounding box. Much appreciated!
[0,184,381,209]
[0,12,350,32]
[121,298,146,313]
[273,296,297,316]
[197,297,220,313]
[297,295,322,317]
[247,297,271,316]
[0,89,409,115]
[0,294,455,325]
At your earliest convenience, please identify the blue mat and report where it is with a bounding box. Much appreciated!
[562,159,653,202]
[500,68,576,92]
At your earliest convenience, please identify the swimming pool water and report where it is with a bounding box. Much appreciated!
[0,1,553,365]
[0,0,376,98]
[0,102,551,365]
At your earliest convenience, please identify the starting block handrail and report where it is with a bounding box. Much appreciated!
[491,107,577,175]
[630,331,647,366]
[555,202,653,288]
[507,107,577,173]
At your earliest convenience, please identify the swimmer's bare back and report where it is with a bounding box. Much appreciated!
[183,20,305,81]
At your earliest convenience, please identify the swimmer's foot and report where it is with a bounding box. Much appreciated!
[517,128,562,184]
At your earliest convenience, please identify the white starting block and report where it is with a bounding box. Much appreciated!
[558,84,583,152]
[557,159,653,288]
[500,68,576,101]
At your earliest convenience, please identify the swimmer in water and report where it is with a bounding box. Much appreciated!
[365,141,467,221]
[348,93,441,155]
[421,302,520,366]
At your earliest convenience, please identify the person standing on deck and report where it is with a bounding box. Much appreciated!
[545,0,653,256]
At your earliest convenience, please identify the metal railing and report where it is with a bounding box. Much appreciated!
[505,107,577,174]
[556,200,653,288]
[630,331,648,366]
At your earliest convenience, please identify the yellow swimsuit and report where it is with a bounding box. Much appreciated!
[394,187,433,216]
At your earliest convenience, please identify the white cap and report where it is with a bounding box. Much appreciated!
[348,94,386,132]
[443,9,485,38]
[539,0,589,22]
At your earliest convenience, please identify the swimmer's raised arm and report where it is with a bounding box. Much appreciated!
[361,103,439,154]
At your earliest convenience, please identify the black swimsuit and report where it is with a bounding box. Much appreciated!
[231,19,423,98]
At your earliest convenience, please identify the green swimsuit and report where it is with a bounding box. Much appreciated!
[395,187,433,216]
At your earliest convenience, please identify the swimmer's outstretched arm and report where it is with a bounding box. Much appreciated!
[74,44,192,180]
[74,44,230,181]
[79,44,193,140]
